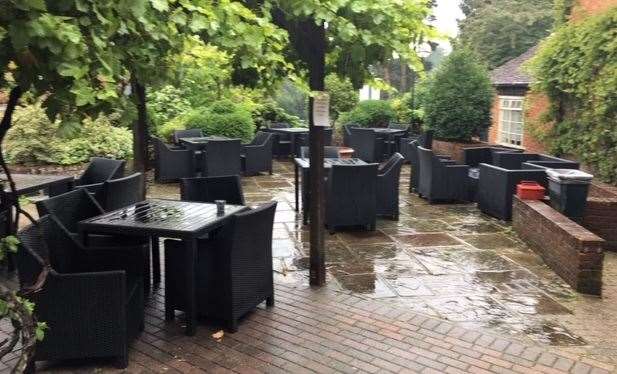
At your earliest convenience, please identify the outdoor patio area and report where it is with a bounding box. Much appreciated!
[2,159,616,373]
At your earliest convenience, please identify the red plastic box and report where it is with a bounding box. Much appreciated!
[517,181,546,200]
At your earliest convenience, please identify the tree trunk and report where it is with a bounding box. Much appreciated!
[400,59,408,93]
[131,79,149,173]
[306,21,327,287]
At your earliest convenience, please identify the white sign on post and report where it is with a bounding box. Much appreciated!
[312,91,330,127]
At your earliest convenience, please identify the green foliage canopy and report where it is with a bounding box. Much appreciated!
[457,0,553,69]
[325,74,358,122]
[528,8,617,183]
[423,48,493,142]
[339,100,396,128]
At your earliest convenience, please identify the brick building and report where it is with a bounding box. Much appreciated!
[487,0,617,154]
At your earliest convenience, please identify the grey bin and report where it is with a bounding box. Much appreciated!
[546,169,593,220]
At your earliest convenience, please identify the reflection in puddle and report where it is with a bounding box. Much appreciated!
[523,321,587,346]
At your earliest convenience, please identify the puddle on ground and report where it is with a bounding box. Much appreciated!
[398,233,463,247]
[456,233,522,250]
[523,320,587,346]
[334,274,396,298]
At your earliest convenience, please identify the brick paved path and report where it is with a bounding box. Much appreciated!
[2,278,614,373]
[2,161,617,373]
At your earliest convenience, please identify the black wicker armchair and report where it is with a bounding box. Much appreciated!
[16,219,144,369]
[348,127,384,163]
[477,163,547,220]
[36,189,152,289]
[153,137,196,183]
[326,163,378,232]
[74,157,125,194]
[164,201,277,332]
[242,131,274,175]
[173,129,203,145]
[492,152,579,170]
[417,146,469,203]
[202,139,242,177]
[180,175,245,205]
[462,146,523,168]
[267,123,292,157]
[299,146,340,158]
[95,172,145,211]
[377,153,404,219]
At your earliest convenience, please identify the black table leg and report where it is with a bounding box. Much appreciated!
[185,238,197,336]
[294,163,299,212]
[152,236,161,285]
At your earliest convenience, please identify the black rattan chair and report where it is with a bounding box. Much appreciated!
[16,219,144,369]
[492,152,579,170]
[180,176,245,205]
[299,146,340,158]
[377,153,404,219]
[348,127,385,163]
[164,201,277,332]
[173,129,203,145]
[202,139,241,177]
[95,173,145,211]
[36,189,152,289]
[417,146,469,203]
[326,163,378,232]
[74,157,125,194]
[242,131,274,175]
[477,163,547,220]
[462,146,524,168]
[268,123,292,157]
[153,137,196,183]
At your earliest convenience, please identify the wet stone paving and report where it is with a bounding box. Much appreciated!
[2,159,617,373]
[152,160,617,368]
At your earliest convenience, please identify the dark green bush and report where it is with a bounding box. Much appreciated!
[338,100,396,128]
[160,99,255,142]
[423,48,494,141]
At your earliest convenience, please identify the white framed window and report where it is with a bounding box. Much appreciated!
[498,96,524,147]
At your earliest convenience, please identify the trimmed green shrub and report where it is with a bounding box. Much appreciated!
[251,99,302,129]
[423,47,494,142]
[57,116,133,165]
[5,102,64,164]
[338,100,396,128]
[161,99,255,142]
[5,103,132,165]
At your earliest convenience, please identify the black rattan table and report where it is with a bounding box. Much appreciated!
[268,128,309,157]
[369,128,407,155]
[78,199,248,336]
[2,173,74,197]
[293,158,367,224]
[179,136,232,150]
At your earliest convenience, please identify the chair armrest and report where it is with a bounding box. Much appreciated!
[75,182,104,194]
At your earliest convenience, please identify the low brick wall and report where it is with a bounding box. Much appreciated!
[431,139,488,164]
[512,196,604,296]
[583,182,617,251]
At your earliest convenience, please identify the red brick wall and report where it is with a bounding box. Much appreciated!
[571,0,617,22]
[583,182,617,251]
[512,196,605,295]
[488,93,549,154]
[431,139,488,164]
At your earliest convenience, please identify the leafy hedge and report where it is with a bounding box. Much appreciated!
[528,8,617,183]
[423,48,494,142]
[5,103,133,165]
[338,100,396,127]
[159,99,255,142]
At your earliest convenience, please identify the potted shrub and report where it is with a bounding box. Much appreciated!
[422,47,494,162]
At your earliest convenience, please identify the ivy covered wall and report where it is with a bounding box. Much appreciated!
[528,5,617,183]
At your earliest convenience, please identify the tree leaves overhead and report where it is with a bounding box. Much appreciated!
[457,0,553,69]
